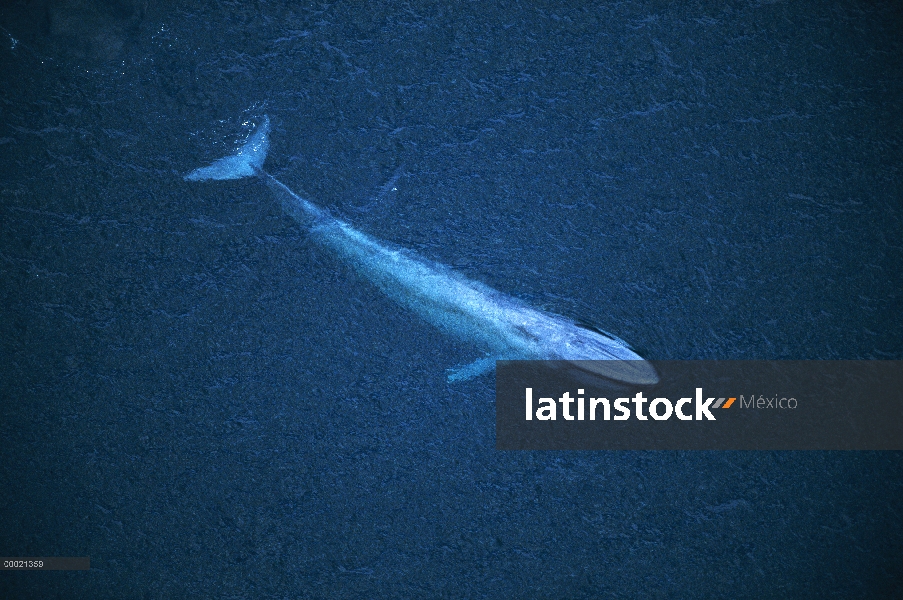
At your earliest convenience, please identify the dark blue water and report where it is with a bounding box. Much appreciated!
[1,1,901,597]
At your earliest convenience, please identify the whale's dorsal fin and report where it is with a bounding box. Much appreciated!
[185,116,270,181]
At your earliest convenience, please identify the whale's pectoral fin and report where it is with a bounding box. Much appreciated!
[447,356,498,383]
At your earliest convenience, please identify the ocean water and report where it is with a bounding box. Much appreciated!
[1,1,901,597]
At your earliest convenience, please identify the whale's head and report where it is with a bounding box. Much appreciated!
[554,323,659,385]
[504,310,658,385]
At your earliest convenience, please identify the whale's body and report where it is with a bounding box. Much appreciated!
[186,116,658,384]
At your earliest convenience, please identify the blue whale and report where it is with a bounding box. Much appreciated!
[185,116,657,384]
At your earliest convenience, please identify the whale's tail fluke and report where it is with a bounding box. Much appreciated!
[185,115,270,181]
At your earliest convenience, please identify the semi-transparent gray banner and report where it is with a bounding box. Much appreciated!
[496,361,903,450]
